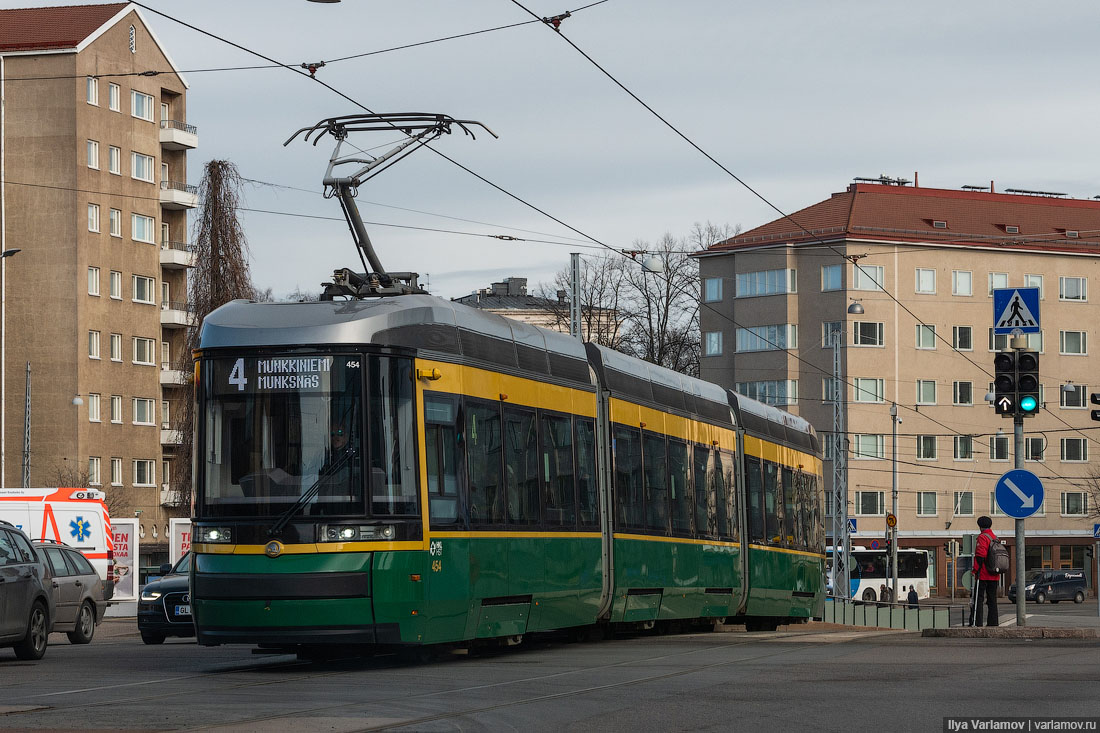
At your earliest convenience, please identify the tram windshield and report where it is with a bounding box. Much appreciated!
[199,353,419,518]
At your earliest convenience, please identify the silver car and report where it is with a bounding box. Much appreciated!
[33,540,105,644]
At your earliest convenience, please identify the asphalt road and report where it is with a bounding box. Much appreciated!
[1,618,1098,732]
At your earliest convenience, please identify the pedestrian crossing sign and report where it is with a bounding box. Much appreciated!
[993,287,1040,335]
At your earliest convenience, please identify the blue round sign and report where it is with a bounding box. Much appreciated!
[994,469,1044,519]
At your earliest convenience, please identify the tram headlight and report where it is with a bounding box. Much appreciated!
[319,524,397,541]
[199,526,232,543]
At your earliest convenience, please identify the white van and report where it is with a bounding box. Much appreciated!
[0,488,114,599]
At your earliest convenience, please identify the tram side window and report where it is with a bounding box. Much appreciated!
[643,433,669,533]
[792,472,808,550]
[809,476,823,551]
[368,356,418,516]
[764,461,780,543]
[668,440,692,535]
[575,418,598,527]
[725,453,739,541]
[714,451,732,539]
[425,394,462,527]
[781,467,795,547]
[614,425,644,529]
[693,446,714,537]
[504,406,539,525]
[745,456,765,543]
[466,400,504,525]
[539,413,576,528]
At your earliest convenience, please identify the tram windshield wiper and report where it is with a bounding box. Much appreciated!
[268,447,357,538]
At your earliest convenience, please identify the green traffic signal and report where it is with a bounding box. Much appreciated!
[1020,395,1038,413]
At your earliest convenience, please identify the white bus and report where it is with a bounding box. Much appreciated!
[827,547,931,602]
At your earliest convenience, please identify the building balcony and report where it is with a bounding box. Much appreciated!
[160,180,198,210]
[160,240,196,269]
[160,426,183,445]
[160,362,189,386]
[160,300,196,329]
[160,484,176,506]
[159,119,198,151]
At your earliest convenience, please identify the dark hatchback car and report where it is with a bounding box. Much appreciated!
[137,552,193,644]
[0,520,54,660]
[1008,568,1089,604]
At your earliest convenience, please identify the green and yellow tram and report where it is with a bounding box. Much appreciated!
[191,294,824,649]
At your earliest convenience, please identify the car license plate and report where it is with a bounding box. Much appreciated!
[175,604,191,616]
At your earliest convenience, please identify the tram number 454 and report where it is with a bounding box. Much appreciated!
[429,540,443,572]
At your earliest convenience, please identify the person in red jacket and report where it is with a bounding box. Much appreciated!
[971,515,1000,627]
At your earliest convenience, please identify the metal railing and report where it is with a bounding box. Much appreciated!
[160,180,198,194]
[160,119,198,135]
[823,597,957,630]
[161,300,195,312]
[160,239,195,253]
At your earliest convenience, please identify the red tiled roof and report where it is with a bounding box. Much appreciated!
[0,3,129,52]
[704,184,1100,256]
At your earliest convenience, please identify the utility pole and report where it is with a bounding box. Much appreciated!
[569,252,581,341]
[829,328,849,598]
[891,402,899,600]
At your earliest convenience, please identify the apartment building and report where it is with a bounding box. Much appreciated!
[0,4,196,573]
[698,181,1099,595]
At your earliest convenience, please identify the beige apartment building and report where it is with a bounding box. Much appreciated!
[698,181,1099,596]
[0,3,196,572]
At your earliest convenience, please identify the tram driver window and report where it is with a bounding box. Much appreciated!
[425,394,461,526]
[367,356,418,516]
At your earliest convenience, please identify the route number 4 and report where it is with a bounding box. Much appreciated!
[228,358,248,392]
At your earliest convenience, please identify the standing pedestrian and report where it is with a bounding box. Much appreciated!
[907,584,918,609]
[971,516,1000,627]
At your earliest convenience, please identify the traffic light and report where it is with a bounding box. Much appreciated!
[1091,393,1100,422]
[884,536,892,555]
[1016,350,1040,416]
[993,350,1017,415]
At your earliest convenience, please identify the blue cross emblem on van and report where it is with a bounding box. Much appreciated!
[69,516,91,542]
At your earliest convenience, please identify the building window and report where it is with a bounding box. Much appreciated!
[703,277,722,302]
[916,380,936,405]
[703,331,722,356]
[916,324,936,349]
[852,434,884,459]
[1059,276,1087,302]
[131,152,155,182]
[88,457,101,485]
[821,264,842,291]
[822,377,841,403]
[87,204,100,233]
[108,146,121,175]
[1059,330,1087,355]
[989,435,1009,461]
[735,268,796,297]
[109,271,122,299]
[735,324,796,352]
[734,380,798,406]
[1022,274,1044,299]
[108,82,120,111]
[953,381,973,406]
[109,333,122,362]
[132,214,155,243]
[133,398,155,425]
[131,90,154,121]
[1006,225,1020,234]
[1061,385,1086,408]
[853,321,884,347]
[952,270,972,296]
[86,140,99,169]
[133,275,155,304]
[952,326,972,351]
[134,459,155,487]
[953,491,974,516]
[915,268,936,294]
[87,267,100,296]
[1061,492,1087,516]
[87,393,101,422]
[916,435,937,460]
[110,457,122,486]
[988,272,1008,295]
[917,491,937,516]
[988,329,1009,351]
[991,492,1005,516]
[108,208,121,237]
[853,263,884,291]
[822,321,843,346]
[133,337,156,365]
[1024,437,1045,462]
[86,77,98,105]
[1061,438,1088,462]
[954,435,973,460]
[853,378,884,403]
[110,395,122,424]
[855,491,885,515]
[88,330,100,360]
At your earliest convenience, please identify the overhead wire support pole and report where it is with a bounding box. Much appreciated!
[830,329,849,600]
[569,253,582,340]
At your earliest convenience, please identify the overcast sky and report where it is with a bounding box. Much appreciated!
[12,0,1100,299]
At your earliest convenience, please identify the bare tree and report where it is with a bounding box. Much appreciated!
[534,255,630,349]
[1083,466,1100,520]
[171,161,258,513]
[43,461,134,517]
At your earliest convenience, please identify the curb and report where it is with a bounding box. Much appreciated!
[922,627,1097,639]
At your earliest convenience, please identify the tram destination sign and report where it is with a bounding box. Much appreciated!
[212,355,353,396]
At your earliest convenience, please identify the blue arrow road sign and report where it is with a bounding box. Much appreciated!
[847,518,857,534]
[993,287,1041,335]
[995,469,1045,519]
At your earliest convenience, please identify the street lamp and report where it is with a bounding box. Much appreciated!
[1,248,21,490]
[890,402,900,600]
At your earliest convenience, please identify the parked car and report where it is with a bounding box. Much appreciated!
[0,519,54,660]
[137,553,193,645]
[33,540,106,644]
[1008,568,1088,604]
